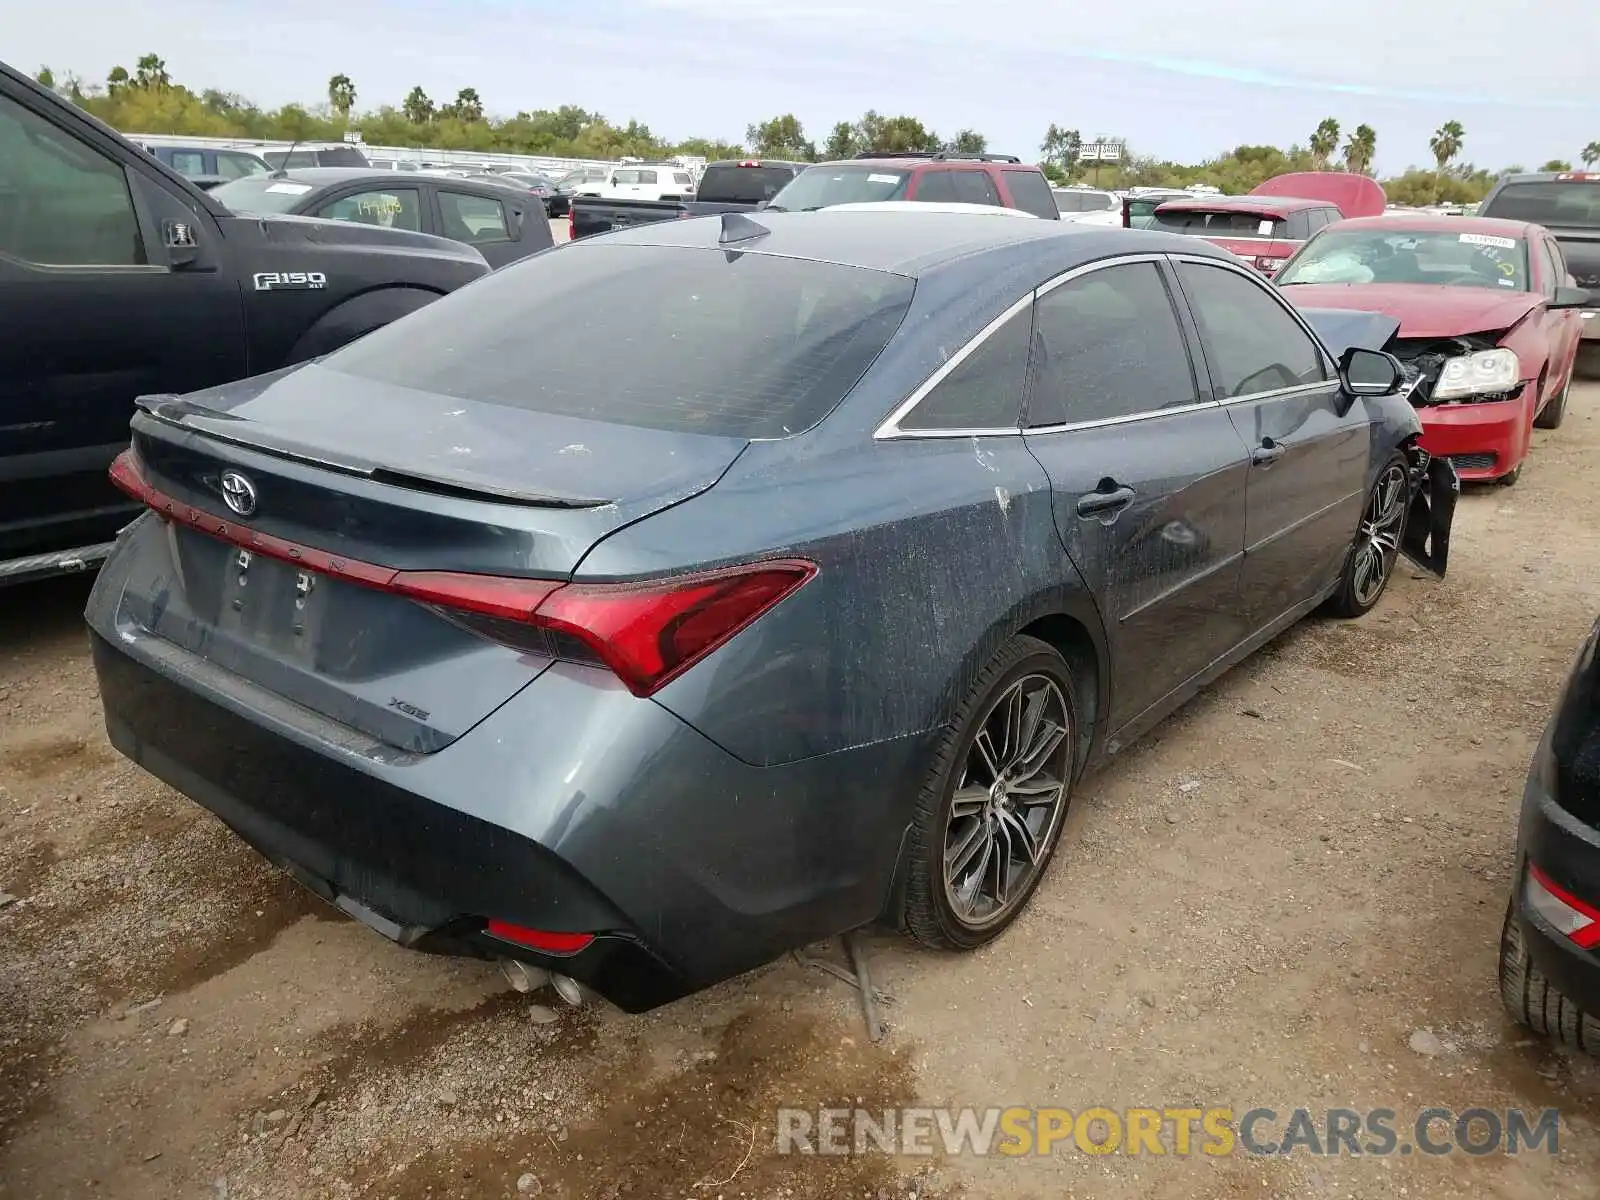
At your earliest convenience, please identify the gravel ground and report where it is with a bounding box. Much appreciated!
[4,385,1600,1199]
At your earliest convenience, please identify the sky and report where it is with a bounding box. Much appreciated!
[6,0,1597,173]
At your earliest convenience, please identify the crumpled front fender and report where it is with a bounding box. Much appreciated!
[1401,445,1458,578]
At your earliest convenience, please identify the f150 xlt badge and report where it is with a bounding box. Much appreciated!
[253,271,328,292]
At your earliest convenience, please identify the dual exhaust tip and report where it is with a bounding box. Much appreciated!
[499,958,586,1007]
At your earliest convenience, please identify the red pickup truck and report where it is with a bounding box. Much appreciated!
[1149,172,1387,278]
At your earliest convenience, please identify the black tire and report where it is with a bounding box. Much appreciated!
[1498,462,1523,487]
[1499,900,1600,1053]
[1325,454,1409,619]
[1534,372,1569,430]
[900,634,1081,951]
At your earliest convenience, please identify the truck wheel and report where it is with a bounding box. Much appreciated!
[1499,900,1600,1053]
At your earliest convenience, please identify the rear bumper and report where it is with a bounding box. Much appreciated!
[1513,766,1600,1017]
[86,554,926,1012]
[1416,395,1528,482]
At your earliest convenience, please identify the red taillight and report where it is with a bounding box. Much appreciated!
[389,571,561,622]
[567,207,576,240]
[533,561,816,696]
[485,920,594,955]
[738,160,761,167]
[109,450,816,697]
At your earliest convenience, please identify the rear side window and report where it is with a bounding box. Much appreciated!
[439,191,510,243]
[1029,263,1197,426]
[1177,261,1327,397]
[949,171,1001,206]
[215,151,266,180]
[673,172,694,187]
[1004,173,1064,219]
[0,92,147,266]
[322,244,916,439]
[168,150,206,177]
[899,305,1031,432]
[697,163,797,203]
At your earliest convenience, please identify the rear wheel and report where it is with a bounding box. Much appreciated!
[900,635,1080,951]
[1499,900,1600,1053]
[1498,462,1523,487]
[1325,455,1408,618]
[1535,371,1571,430]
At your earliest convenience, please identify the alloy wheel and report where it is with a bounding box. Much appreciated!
[1352,462,1408,607]
[942,673,1073,929]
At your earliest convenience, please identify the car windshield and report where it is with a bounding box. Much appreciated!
[1053,191,1117,213]
[1482,181,1600,229]
[1277,229,1530,290]
[767,165,911,210]
[208,176,315,214]
[320,244,917,439]
[697,163,796,204]
[1152,208,1288,237]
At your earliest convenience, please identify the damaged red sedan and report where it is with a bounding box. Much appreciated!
[1277,214,1590,485]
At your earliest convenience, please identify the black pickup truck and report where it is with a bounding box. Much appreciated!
[1479,171,1600,375]
[0,60,491,586]
[568,159,807,240]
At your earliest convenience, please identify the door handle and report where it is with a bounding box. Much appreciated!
[1251,439,1287,465]
[1075,484,1135,518]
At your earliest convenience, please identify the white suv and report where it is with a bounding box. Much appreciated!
[599,164,697,203]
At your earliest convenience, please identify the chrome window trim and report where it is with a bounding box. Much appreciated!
[874,250,1344,442]
[873,292,1035,439]
[876,252,1168,440]
[1170,252,1338,389]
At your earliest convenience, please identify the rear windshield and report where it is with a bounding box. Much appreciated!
[320,244,916,439]
[1053,190,1117,213]
[768,165,911,210]
[697,163,797,204]
[208,176,315,214]
[1152,208,1287,237]
[1482,181,1600,228]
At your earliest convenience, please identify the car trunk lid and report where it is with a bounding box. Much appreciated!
[117,365,749,753]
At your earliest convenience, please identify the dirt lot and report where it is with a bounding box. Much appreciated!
[5,386,1600,1199]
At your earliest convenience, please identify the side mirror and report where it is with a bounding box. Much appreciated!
[1339,346,1404,397]
[1550,286,1592,310]
[161,219,202,270]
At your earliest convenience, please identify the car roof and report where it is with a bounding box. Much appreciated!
[826,201,1038,218]
[811,157,1017,171]
[1328,214,1539,238]
[246,167,405,187]
[1492,172,1600,185]
[1156,194,1332,217]
[580,208,1233,279]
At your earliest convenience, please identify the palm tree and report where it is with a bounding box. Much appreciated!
[1428,120,1465,201]
[133,53,169,90]
[1583,141,1600,168]
[402,86,434,124]
[1309,118,1340,170]
[327,74,356,118]
[1343,125,1377,176]
[450,87,484,122]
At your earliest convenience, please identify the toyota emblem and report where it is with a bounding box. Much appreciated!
[220,470,258,518]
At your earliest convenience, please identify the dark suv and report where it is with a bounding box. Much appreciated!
[765,152,1061,219]
[1479,171,1600,375]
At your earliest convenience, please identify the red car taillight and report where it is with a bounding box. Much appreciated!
[567,207,576,240]
[109,450,816,697]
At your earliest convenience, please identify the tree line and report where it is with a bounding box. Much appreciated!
[34,58,1600,204]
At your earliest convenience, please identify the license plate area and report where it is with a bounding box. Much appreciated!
[214,546,331,663]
